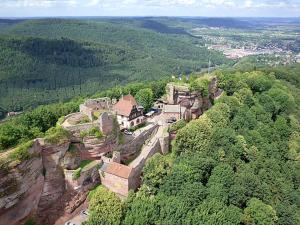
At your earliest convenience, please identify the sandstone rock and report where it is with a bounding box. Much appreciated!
[0,156,44,225]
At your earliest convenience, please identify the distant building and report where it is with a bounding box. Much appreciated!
[162,104,187,120]
[113,94,144,129]
[164,77,220,120]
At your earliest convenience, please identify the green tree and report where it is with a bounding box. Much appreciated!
[135,88,154,112]
[243,198,278,225]
[123,194,158,225]
[174,115,213,155]
[85,186,123,225]
[142,154,172,193]
[185,199,243,225]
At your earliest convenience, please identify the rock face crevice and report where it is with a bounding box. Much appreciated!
[36,141,69,225]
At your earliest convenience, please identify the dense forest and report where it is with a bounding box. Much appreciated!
[1,65,299,224]
[0,18,231,112]
[83,65,300,225]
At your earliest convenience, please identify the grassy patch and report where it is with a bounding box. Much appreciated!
[72,160,95,180]
[82,160,99,172]
[92,111,101,120]
[80,126,103,139]
[78,115,90,124]
[8,140,34,162]
[56,116,65,126]
[79,159,93,169]
[44,126,70,144]
[23,218,38,225]
[118,133,125,145]
[72,167,82,180]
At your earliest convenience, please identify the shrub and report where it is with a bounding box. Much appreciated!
[9,140,34,162]
[72,168,82,180]
[168,120,187,133]
[80,127,103,139]
[85,186,123,225]
[44,126,70,144]
[23,217,38,225]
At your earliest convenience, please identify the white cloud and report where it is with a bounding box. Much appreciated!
[1,0,78,8]
[0,0,299,15]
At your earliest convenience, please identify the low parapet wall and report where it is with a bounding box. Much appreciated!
[64,122,95,133]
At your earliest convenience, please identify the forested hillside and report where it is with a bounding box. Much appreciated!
[0,64,299,224]
[85,66,300,225]
[0,19,231,112]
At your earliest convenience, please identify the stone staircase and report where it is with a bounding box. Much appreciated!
[80,137,117,160]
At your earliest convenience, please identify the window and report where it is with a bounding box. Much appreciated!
[130,121,134,127]
[137,119,140,124]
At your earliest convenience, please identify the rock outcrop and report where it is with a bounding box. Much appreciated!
[0,140,44,225]
[36,141,70,225]
[0,137,102,225]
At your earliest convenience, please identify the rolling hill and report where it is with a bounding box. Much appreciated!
[0,18,231,112]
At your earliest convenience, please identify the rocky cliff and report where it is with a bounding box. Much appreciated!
[0,137,101,225]
[0,140,44,225]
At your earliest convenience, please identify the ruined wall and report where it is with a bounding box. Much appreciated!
[63,122,95,133]
[130,139,161,177]
[64,162,100,191]
[99,112,114,135]
[79,105,93,121]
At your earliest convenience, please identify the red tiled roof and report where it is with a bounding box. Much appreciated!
[113,94,137,117]
[102,162,133,179]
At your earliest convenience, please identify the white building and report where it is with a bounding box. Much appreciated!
[113,94,144,129]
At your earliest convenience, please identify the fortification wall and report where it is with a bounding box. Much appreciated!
[118,124,158,160]
[79,105,93,121]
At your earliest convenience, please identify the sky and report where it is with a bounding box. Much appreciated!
[0,0,299,18]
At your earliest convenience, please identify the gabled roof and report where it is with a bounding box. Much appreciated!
[100,162,133,179]
[113,94,137,117]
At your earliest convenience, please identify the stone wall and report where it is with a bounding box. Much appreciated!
[99,112,114,135]
[64,161,100,191]
[100,172,130,197]
[130,139,162,176]
[79,105,93,121]
[100,125,170,197]
[63,122,95,133]
[118,123,158,160]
